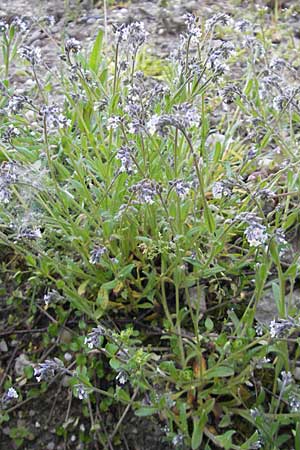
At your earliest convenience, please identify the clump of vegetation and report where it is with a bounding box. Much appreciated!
[1,5,300,449]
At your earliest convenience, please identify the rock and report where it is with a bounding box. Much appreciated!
[294,367,300,381]
[61,375,71,387]
[47,443,55,450]
[59,329,72,344]
[0,339,8,352]
[255,288,300,324]
[14,353,31,376]
[186,285,207,318]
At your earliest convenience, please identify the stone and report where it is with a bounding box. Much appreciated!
[255,289,300,324]
[294,367,300,381]
[0,339,8,352]
[59,329,72,344]
[186,285,207,318]
[14,353,31,376]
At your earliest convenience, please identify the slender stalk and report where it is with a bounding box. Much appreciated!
[3,33,10,80]
[113,43,119,95]
[175,283,186,368]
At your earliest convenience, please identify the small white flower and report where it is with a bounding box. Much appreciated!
[116,370,128,385]
[212,181,231,199]
[7,387,18,399]
[147,115,160,135]
[74,384,89,400]
[107,116,121,130]
[270,318,297,338]
[289,395,300,412]
[84,324,107,349]
[244,223,268,247]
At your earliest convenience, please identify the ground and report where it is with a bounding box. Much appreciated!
[1,0,300,449]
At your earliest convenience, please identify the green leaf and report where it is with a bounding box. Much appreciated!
[272,281,282,316]
[115,387,130,403]
[89,29,104,73]
[206,365,234,379]
[134,406,157,417]
[101,279,118,290]
[25,255,36,267]
[205,317,214,332]
[105,343,118,355]
[118,263,135,280]
[191,417,203,449]
[284,212,298,229]
[24,365,34,379]
[204,206,216,234]
[240,431,259,449]
[215,430,236,450]
[64,286,94,318]
[284,263,298,280]
[269,239,280,266]
[109,358,121,370]
[295,423,300,450]
[213,140,222,163]
[78,279,89,296]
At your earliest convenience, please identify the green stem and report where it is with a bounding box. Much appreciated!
[113,43,119,95]
[175,283,186,368]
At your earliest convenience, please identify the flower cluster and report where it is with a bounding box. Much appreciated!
[7,95,32,115]
[205,13,230,32]
[129,179,158,204]
[116,145,136,175]
[43,289,64,306]
[39,105,71,130]
[116,370,128,385]
[269,317,299,338]
[15,226,42,241]
[244,222,268,247]
[169,179,191,199]
[65,38,81,54]
[212,181,232,199]
[2,124,20,143]
[147,103,199,136]
[124,73,169,135]
[84,324,107,349]
[74,384,90,400]
[234,19,251,32]
[34,358,65,382]
[207,41,235,75]
[12,16,32,33]
[173,103,199,128]
[113,21,148,52]
[289,394,300,413]
[0,161,18,204]
[89,245,108,264]
[0,19,8,33]
[18,45,42,66]
[279,370,293,389]
[1,387,18,407]
[107,116,122,130]
[183,13,201,39]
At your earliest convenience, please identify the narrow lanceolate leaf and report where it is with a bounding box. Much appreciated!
[206,365,234,379]
[191,417,203,449]
[134,406,157,417]
[89,29,104,73]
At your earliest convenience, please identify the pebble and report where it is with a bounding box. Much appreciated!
[255,289,300,324]
[14,353,31,376]
[60,329,72,344]
[294,367,300,381]
[64,352,73,361]
[186,285,207,317]
[0,339,8,352]
[61,374,71,387]
[47,442,55,450]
